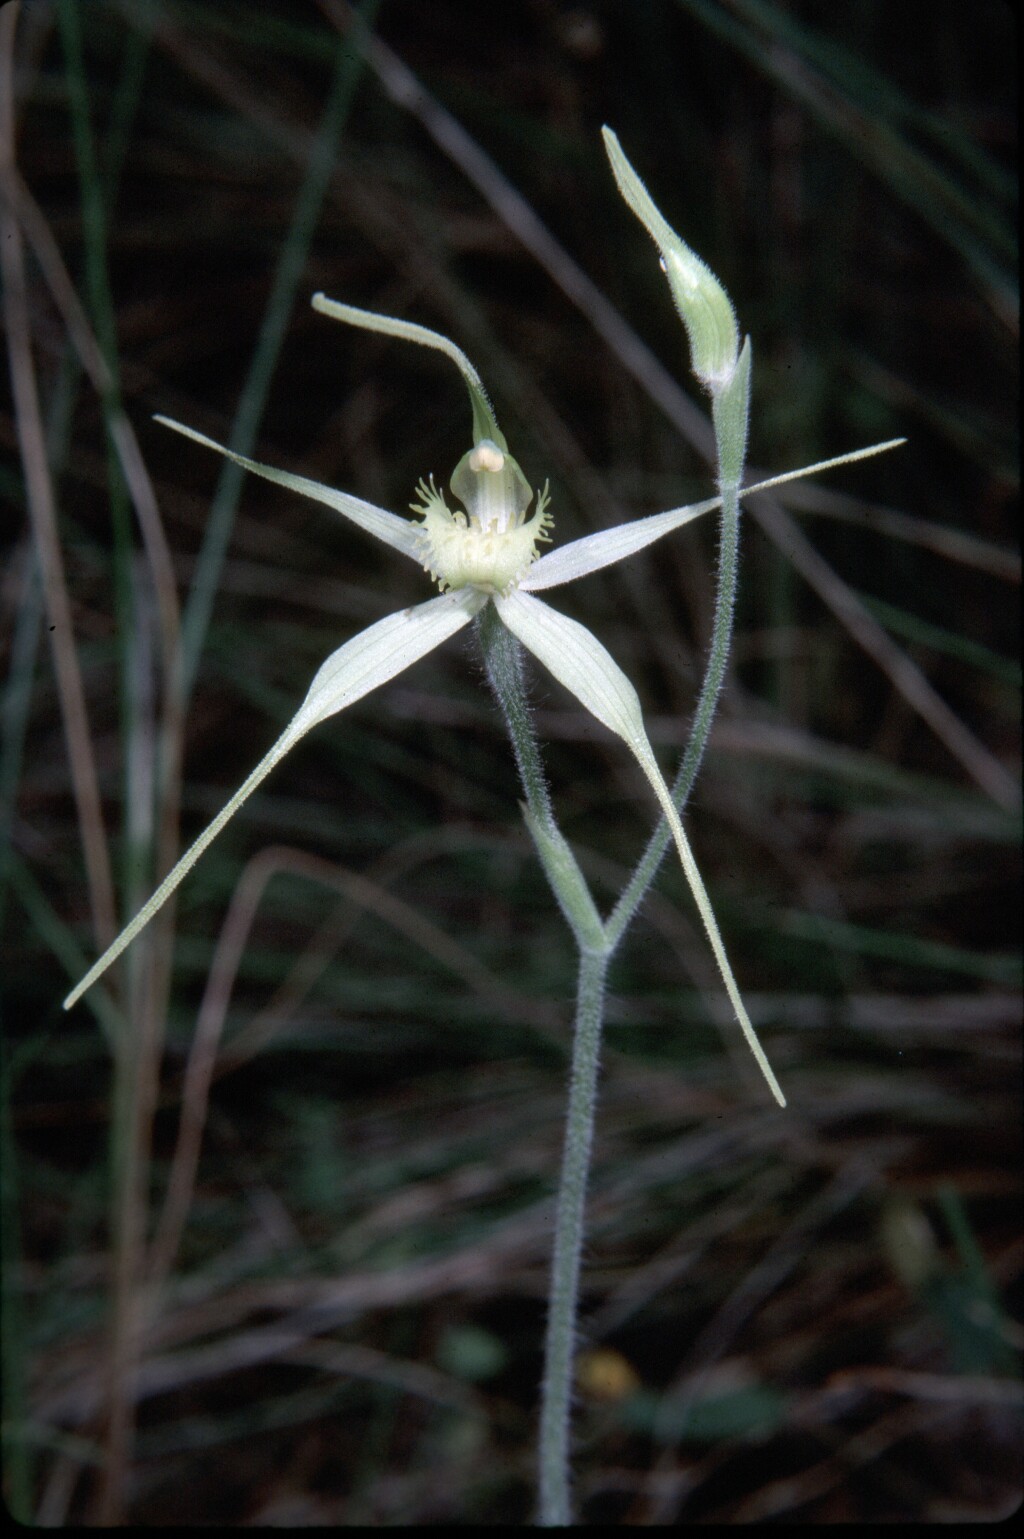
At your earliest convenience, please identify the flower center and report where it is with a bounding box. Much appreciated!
[413,438,552,595]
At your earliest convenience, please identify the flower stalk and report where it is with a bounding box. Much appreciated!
[478,604,605,954]
[538,948,609,1528]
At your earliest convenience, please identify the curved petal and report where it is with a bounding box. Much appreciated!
[496,590,785,1105]
[521,496,721,591]
[64,589,484,1010]
[153,415,426,563]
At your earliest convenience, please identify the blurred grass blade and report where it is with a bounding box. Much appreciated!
[179,0,381,700]
[675,0,1017,313]
[0,3,118,954]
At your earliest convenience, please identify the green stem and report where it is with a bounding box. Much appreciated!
[477,603,609,1525]
[606,346,750,952]
[604,480,738,948]
[483,333,751,1523]
[179,0,380,701]
[478,606,604,952]
[477,602,554,826]
[538,948,609,1526]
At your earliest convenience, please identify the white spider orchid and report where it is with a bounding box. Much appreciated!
[63,290,896,1104]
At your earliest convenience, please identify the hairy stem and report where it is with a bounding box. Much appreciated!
[478,606,604,951]
[538,948,609,1526]
[478,602,554,825]
[478,604,610,1525]
[606,349,750,953]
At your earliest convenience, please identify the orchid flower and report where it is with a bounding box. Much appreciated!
[64,297,893,1100]
[63,300,899,1112]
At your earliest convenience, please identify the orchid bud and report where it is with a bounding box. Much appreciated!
[602,127,740,392]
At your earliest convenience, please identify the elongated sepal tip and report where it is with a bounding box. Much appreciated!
[311,291,505,451]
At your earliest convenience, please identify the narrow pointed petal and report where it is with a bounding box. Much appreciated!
[740,439,907,499]
[522,440,906,592]
[291,586,485,735]
[521,496,721,591]
[496,590,652,745]
[496,591,785,1105]
[154,415,426,563]
[64,589,484,1011]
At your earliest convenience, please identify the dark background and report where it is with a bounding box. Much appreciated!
[2,0,1019,1523]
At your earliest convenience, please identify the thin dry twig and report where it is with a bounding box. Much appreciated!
[3,10,194,1519]
[636,1158,881,1523]
[777,480,1020,583]
[0,2,117,954]
[148,841,562,1291]
[827,1366,1024,1405]
[40,1206,555,1425]
[729,1399,965,1522]
[0,162,189,948]
[0,166,181,672]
